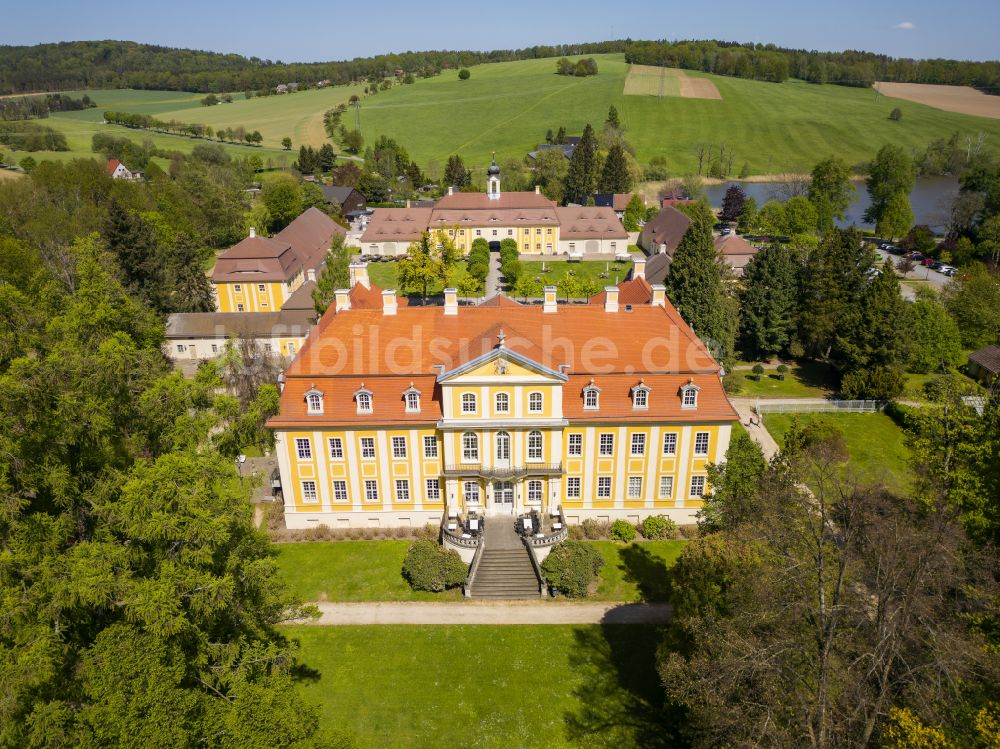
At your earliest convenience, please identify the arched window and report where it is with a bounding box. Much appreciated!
[403,384,421,413]
[680,381,701,409]
[305,388,324,414]
[527,430,543,461]
[461,392,477,414]
[583,380,601,410]
[631,380,651,410]
[528,391,543,413]
[462,432,479,462]
[495,392,510,414]
[355,386,373,414]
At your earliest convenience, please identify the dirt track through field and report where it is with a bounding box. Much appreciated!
[874,82,1000,119]
[624,65,721,100]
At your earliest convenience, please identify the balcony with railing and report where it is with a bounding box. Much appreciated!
[441,463,563,480]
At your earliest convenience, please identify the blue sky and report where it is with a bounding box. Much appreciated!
[6,0,999,62]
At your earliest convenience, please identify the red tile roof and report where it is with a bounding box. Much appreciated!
[269,301,735,428]
[555,207,628,239]
[588,277,655,306]
[434,191,556,210]
[360,208,434,243]
[106,159,121,174]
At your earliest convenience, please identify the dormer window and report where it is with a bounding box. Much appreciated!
[403,384,421,413]
[583,380,601,410]
[355,385,374,414]
[631,380,650,410]
[305,387,324,415]
[680,381,701,410]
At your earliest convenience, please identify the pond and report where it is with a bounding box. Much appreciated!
[704,176,960,232]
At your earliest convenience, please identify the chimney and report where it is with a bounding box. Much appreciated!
[534,185,541,195]
[382,289,398,316]
[651,284,666,307]
[448,186,455,196]
[349,261,370,289]
[633,256,646,280]
[543,285,557,314]
[334,289,351,313]
[444,287,458,315]
[306,268,317,282]
[249,226,256,238]
[604,286,619,313]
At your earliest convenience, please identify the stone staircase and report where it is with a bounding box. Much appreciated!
[467,518,542,599]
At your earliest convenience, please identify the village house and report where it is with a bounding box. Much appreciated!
[320,184,368,218]
[106,159,141,181]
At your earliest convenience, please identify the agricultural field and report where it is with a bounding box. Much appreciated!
[287,624,673,748]
[623,65,720,100]
[874,81,1000,119]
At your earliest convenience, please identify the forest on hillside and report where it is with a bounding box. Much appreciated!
[1,38,999,96]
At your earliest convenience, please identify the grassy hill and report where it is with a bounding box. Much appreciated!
[8,54,1000,175]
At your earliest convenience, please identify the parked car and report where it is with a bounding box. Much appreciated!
[940,265,957,276]
[922,257,936,267]
[931,261,944,270]
[908,252,925,261]
[720,226,733,236]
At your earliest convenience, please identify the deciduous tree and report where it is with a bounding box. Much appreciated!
[808,156,853,232]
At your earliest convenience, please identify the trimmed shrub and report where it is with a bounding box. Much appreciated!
[402,540,467,592]
[541,541,604,598]
[640,514,677,540]
[610,519,637,542]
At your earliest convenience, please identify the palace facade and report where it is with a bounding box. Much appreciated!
[269,275,738,529]
[359,160,629,257]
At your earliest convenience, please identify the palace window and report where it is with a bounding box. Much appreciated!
[305,389,324,415]
[662,433,678,456]
[632,382,650,409]
[264,343,272,352]
[492,229,497,236]
[295,438,312,460]
[527,480,543,504]
[627,476,643,499]
[535,243,541,250]
[328,437,344,459]
[461,392,477,414]
[391,436,407,459]
[536,228,542,235]
[423,435,438,459]
[527,431,543,461]
[569,242,577,252]
[288,342,296,355]
[176,344,187,353]
[583,382,600,410]
[681,382,700,409]
[301,480,318,503]
[258,284,266,293]
[597,476,612,499]
[364,480,379,502]
[332,480,348,503]
[523,243,529,250]
[659,476,674,498]
[690,475,706,498]
[630,433,646,456]
[234,284,242,292]
[425,478,441,502]
[211,344,218,353]
[395,479,410,502]
[355,389,373,414]
[599,433,614,456]
[528,392,543,413]
[360,437,376,459]
[476,230,482,236]
[694,432,710,456]
[495,392,510,414]
[404,386,421,413]
[507,229,513,236]
[546,228,552,235]
[462,432,479,462]
[464,481,480,504]
[567,433,582,457]
[566,477,581,498]
[237,303,244,312]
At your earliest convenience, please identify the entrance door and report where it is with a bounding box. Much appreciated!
[493,481,514,514]
[495,432,510,468]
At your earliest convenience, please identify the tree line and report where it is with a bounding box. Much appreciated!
[103,110,263,146]
[625,39,1000,92]
[0,92,95,121]
[0,120,68,152]
[0,39,628,95]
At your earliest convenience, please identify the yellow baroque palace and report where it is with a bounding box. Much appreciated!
[268,275,738,530]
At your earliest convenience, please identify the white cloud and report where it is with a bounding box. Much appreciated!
[893,21,916,30]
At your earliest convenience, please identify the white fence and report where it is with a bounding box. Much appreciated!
[756,399,886,414]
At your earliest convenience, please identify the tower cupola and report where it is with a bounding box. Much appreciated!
[487,153,501,200]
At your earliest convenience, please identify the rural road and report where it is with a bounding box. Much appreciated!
[297,601,673,625]
[873,248,950,300]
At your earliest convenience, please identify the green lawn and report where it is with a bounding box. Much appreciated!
[764,412,911,494]
[287,624,674,748]
[274,541,462,602]
[730,361,838,398]
[349,53,1000,173]
[366,260,470,297]
[588,540,686,602]
[521,259,633,296]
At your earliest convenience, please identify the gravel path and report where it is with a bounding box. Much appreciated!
[297,601,673,625]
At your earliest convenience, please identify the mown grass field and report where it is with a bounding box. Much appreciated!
[286,624,672,748]
[728,361,838,398]
[521,259,633,293]
[764,412,911,495]
[274,539,684,603]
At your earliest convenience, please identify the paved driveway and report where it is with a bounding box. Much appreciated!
[297,601,673,625]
